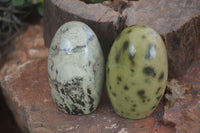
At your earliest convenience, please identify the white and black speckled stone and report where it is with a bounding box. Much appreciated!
[48,21,105,115]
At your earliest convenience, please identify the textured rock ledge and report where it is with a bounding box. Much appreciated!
[0,24,175,133]
[44,0,200,78]
[0,24,200,133]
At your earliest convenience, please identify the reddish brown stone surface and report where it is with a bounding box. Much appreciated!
[163,56,200,133]
[0,59,175,133]
[0,24,176,133]
[44,0,200,78]
[43,0,123,59]
[0,90,23,133]
[124,0,200,78]
[1,24,200,133]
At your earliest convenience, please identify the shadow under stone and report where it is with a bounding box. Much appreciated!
[0,87,23,133]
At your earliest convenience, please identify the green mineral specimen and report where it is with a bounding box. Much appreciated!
[48,21,105,115]
[106,25,168,119]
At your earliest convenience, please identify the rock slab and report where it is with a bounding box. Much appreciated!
[1,24,200,133]
[0,24,175,133]
[44,0,200,78]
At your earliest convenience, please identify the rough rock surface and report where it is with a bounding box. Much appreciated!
[1,24,200,133]
[43,0,123,59]
[0,89,23,133]
[124,0,200,78]
[163,55,200,133]
[44,0,200,78]
[0,24,176,133]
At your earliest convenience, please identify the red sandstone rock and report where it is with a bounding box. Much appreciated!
[44,0,200,78]
[0,24,175,133]
[163,59,200,133]
[1,23,200,133]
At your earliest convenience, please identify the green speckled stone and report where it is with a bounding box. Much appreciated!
[48,21,105,115]
[106,25,168,119]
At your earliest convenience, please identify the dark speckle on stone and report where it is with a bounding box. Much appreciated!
[141,35,146,39]
[129,53,135,65]
[55,84,59,92]
[112,92,116,97]
[64,82,70,87]
[61,88,65,95]
[109,85,112,90]
[88,61,91,66]
[131,69,134,72]
[69,95,75,103]
[124,86,129,90]
[70,45,87,53]
[65,106,70,114]
[117,76,122,82]
[88,96,94,112]
[56,69,58,75]
[62,98,64,102]
[133,104,136,107]
[61,27,68,33]
[127,29,132,33]
[152,106,156,109]
[145,44,156,59]
[132,108,135,112]
[138,90,144,96]
[51,64,53,71]
[137,90,146,103]
[71,104,84,115]
[115,52,121,63]
[76,99,85,107]
[145,45,151,59]
[123,41,129,50]
[156,95,162,100]
[107,67,110,73]
[158,72,164,82]
[156,87,161,94]
[88,95,94,104]
[58,77,86,115]
[51,45,57,51]
[87,88,91,94]
[143,66,156,77]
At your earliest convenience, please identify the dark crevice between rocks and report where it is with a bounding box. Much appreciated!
[81,0,139,13]
[151,87,176,129]
[103,0,135,13]
[80,0,105,3]
[0,86,23,133]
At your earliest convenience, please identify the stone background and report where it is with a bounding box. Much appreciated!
[0,20,200,132]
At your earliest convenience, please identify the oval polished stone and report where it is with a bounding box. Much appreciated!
[48,21,105,115]
[106,25,168,119]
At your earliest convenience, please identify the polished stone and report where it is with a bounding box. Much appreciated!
[48,21,105,115]
[106,25,168,119]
